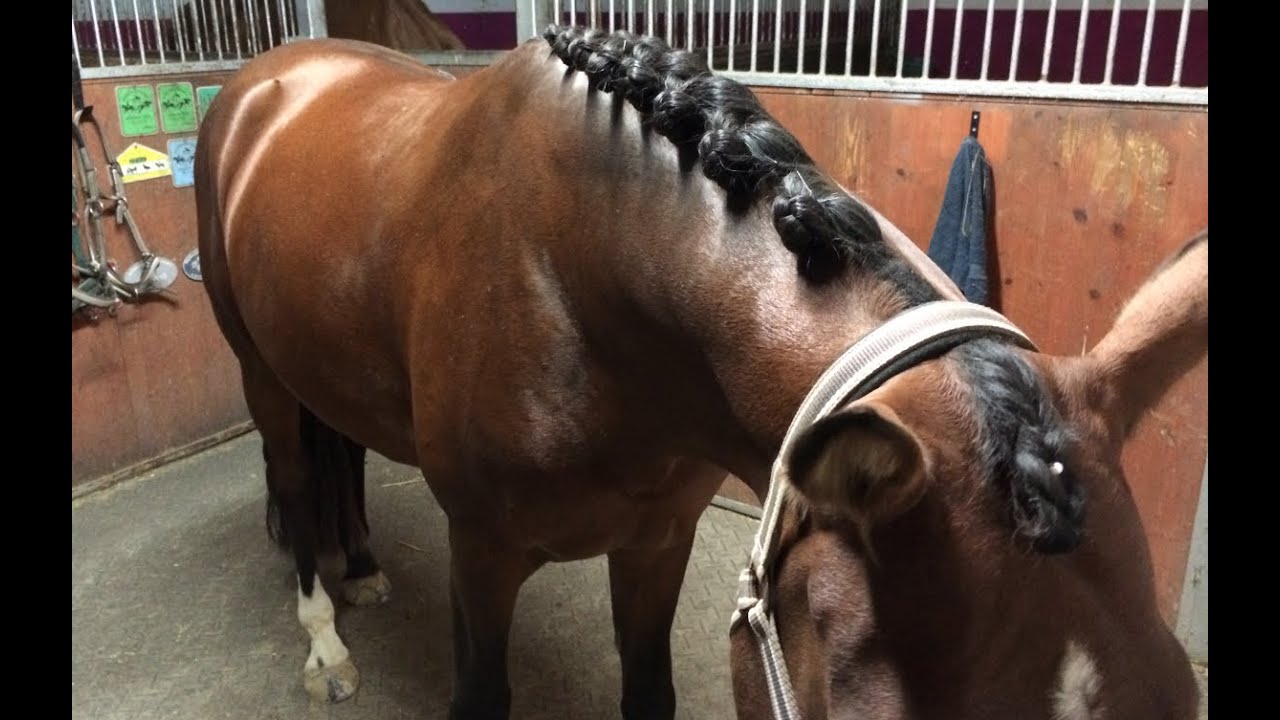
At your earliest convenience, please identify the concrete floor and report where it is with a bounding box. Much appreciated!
[72,432,1208,719]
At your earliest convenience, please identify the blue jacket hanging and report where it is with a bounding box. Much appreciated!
[927,135,993,306]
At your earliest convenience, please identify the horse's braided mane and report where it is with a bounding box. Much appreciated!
[545,23,932,290]
[542,24,1085,553]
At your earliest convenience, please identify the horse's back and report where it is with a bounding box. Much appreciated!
[195,39,462,462]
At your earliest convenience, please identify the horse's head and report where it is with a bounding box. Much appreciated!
[730,232,1206,719]
[535,29,1202,715]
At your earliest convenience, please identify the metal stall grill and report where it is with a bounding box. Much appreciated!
[532,0,1207,105]
[72,0,328,77]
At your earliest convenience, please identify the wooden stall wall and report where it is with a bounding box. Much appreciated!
[718,89,1208,625]
[72,71,248,491]
[70,63,480,491]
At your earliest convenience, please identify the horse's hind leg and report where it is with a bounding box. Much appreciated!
[335,438,392,606]
[243,365,361,703]
[607,534,697,720]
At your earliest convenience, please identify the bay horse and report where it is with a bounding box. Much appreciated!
[195,23,1205,719]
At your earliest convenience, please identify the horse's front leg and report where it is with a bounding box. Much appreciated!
[447,523,543,720]
[607,532,698,720]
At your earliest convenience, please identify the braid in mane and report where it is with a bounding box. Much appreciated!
[958,339,1086,553]
[544,24,924,287]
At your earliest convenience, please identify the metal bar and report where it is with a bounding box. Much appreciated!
[870,0,882,76]
[1072,0,1089,84]
[708,0,715,67]
[108,0,126,65]
[278,0,290,40]
[406,50,510,66]
[1040,0,1058,81]
[981,0,995,80]
[720,68,1208,105]
[750,0,759,71]
[588,0,597,27]
[209,0,224,59]
[627,0,633,32]
[150,0,165,63]
[1172,0,1192,87]
[230,1,243,58]
[192,0,206,60]
[248,0,262,53]
[895,0,909,78]
[687,0,694,49]
[78,48,509,80]
[795,0,805,73]
[773,0,782,72]
[89,0,106,66]
[1009,0,1025,80]
[206,0,224,58]
[1103,0,1121,85]
[171,0,186,61]
[277,0,290,38]
[609,0,616,31]
[149,0,166,62]
[648,0,654,35]
[307,0,327,38]
[711,495,764,519]
[570,0,576,26]
[818,0,831,74]
[518,0,537,39]
[81,57,249,78]
[667,0,673,41]
[73,19,83,67]
[128,0,145,65]
[948,0,963,79]
[843,0,856,75]
[921,0,937,77]
[729,0,737,69]
[1137,0,1157,85]
[554,0,561,25]
[262,0,276,48]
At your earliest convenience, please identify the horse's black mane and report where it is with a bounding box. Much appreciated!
[544,24,933,295]
[542,24,1084,553]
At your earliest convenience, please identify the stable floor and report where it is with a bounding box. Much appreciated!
[72,432,751,720]
[72,432,1208,720]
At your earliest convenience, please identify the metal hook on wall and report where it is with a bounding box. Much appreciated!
[970,110,981,139]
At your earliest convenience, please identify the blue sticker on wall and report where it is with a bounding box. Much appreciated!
[168,137,197,188]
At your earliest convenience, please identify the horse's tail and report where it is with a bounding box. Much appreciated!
[264,408,362,553]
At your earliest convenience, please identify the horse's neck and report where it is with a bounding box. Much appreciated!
[449,48,915,491]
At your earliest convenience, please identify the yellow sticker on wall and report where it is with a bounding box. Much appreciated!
[115,142,172,184]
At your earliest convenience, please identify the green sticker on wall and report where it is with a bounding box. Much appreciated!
[197,85,221,123]
[158,82,197,133]
[116,85,157,137]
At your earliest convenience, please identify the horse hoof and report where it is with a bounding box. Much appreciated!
[304,658,360,703]
[342,570,392,606]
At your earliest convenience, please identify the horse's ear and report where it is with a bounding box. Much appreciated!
[1086,230,1207,438]
[786,397,928,527]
